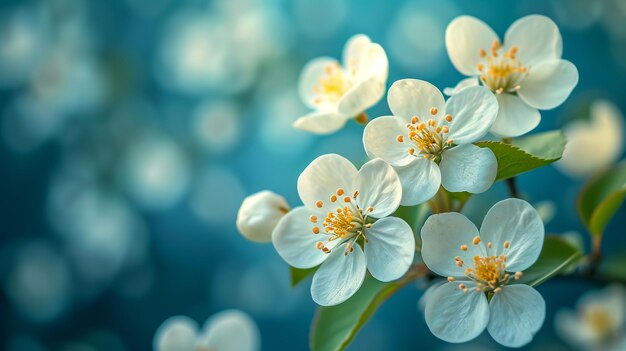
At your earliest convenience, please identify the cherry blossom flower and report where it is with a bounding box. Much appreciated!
[363,79,498,205]
[445,15,579,137]
[272,154,414,306]
[294,34,388,134]
[421,198,545,347]
[153,310,260,351]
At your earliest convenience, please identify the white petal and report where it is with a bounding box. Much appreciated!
[504,15,563,66]
[342,34,372,69]
[557,100,625,177]
[443,77,479,96]
[311,243,366,306]
[293,111,349,135]
[418,280,446,313]
[153,316,198,351]
[425,282,490,343]
[337,73,386,117]
[445,15,499,76]
[445,85,499,144]
[479,198,544,272]
[297,154,358,213]
[421,212,482,277]
[554,309,594,346]
[395,159,441,206]
[363,116,414,167]
[298,57,339,109]
[440,144,497,194]
[236,191,289,243]
[272,207,329,269]
[387,79,446,125]
[353,43,388,82]
[339,38,388,117]
[364,217,415,281]
[200,310,260,351]
[490,93,541,138]
[517,59,579,110]
[487,285,546,348]
[355,158,402,218]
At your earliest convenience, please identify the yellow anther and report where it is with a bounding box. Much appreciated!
[476,63,484,71]
[343,196,351,203]
[448,277,456,282]
[316,242,324,249]
[494,287,502,294]
[312,226,320,234]
[367,207,374,212]
[460,244,468,251]
[397,135,404,142]
[442,126,449,133]
[336,188,345,196]
[514,272,523,280]
[459,283,467,290]
[445,114,453,122]
[408,148,415,155]
[310,215,318,223]
[472,236,481,245]
[479,48,487,58]
[504,241,510,249]
[411,116,419,124]
[330,195,337,202]
[487,242,492,249]
[491,40,500,56]
[430,107,438,115]
[315,200,323,208]
[322,206,355,238]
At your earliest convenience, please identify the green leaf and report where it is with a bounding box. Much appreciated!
[577,162,626,237]
[310,267,427,351]
[290,266,318,287]
[518,236,583,287]
[475,130,566,181]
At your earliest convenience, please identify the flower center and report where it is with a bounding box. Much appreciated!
[323,206,356,238]
[312,63,354,106]
[309,188,372,256]
[477,40,528,94]
[584,307,615,339]
[396,108,454,162]
[449,236,524,294]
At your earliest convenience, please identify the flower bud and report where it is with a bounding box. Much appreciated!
[236,190,289,242]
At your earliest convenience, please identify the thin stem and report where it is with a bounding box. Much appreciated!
[506,177,520,198]
[585,235,603,276]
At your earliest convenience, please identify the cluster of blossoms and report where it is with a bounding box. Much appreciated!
[235,14,579,349]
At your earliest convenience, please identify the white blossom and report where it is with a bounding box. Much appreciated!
[421,198,545,347]
[294,34,388,134]
[445,15,579,137]
[272,154,414,306]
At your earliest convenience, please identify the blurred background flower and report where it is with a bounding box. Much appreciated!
[0,0,625,350]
